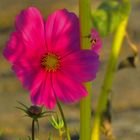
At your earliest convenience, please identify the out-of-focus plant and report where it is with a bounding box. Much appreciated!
[92,0,130,37]
[91,0,136,140]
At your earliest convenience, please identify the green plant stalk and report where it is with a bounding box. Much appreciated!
[91,18,128,140]
[79,0,92,140]
[80,84,92,140]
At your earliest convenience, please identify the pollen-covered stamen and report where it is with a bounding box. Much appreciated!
[41,53,60,72]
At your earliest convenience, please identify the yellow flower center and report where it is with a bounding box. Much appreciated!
[41,53,60,72]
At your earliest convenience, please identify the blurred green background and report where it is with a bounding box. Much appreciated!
[0,0,140,140]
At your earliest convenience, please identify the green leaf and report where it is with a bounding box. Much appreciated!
[92,0,131,37]
[92,9,108,37]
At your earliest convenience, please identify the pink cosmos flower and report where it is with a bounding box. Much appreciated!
[91,29,102,53]
[3,7,101,109]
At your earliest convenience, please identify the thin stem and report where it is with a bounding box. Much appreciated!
[56,99,71,140]
[91,18,128,140]
[79,0,92,140]
[32,119,35,140]
[50,73,71,140]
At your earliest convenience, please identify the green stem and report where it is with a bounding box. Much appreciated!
[32,119,35,140]
[79,0,92,140]
[56,99,71,140]
[91,18,128,140]
[50,73,71,140]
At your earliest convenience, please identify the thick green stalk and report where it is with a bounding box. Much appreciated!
[91,18,128,140]
[79,0,92,140]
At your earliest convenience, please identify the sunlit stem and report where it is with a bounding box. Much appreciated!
[79,0,92,140]
[56,99,71,140]
[32,119,35,140]
[91,18,128,140]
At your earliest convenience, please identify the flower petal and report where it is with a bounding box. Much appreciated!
[31,72,56,109]
[91,28,102,54]
[45,9,80,56]
[3,32,25,63]
[52,71,87,103]
[3,32,43,64]
[60,50,100,82]
[15,7,46,54]
[12,60,41,90]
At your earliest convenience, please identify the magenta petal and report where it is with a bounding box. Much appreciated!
[15,7,46,53]
[45,9,80,56]
[60,50,100,82]
[12,60,41,90]
[3,32,24,63]
[31,72,56,109]
[30,70,47,105]
[53,71,87,103]
[3,32,42,64]
[91,29,102,54]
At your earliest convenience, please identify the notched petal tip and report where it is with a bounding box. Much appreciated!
[15,6,46,52]
[45,8,80,54]
[15,6,42,27]
[3,32,21,63]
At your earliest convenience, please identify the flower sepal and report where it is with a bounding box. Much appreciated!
[50,115,64,130]
[16,101,54,120]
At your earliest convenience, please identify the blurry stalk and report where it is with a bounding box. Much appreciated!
[91,17,129,140]
[79,0,92,140]
[32,119,35,140]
